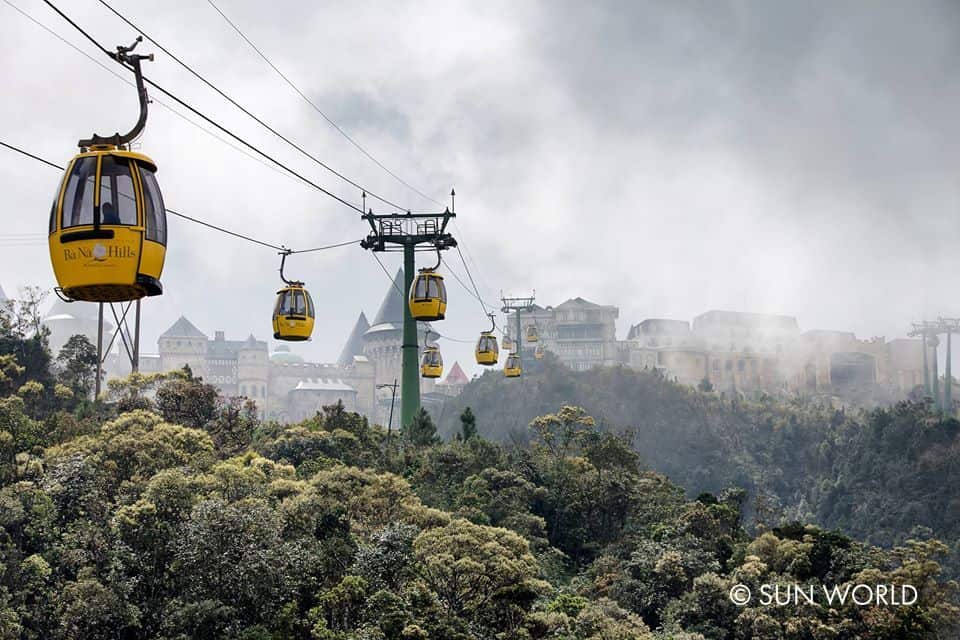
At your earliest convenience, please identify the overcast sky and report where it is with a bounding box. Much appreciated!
[1,0,958,374]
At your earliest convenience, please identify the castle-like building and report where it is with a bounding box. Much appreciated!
[93,269,463,424]
[41,280,931,417]
[508,298,928,404]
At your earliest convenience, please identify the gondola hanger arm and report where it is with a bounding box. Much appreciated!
[278,247,301,286]
[79,36,154,149]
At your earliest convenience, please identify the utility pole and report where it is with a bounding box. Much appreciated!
[361,194,456,430]
[910,321,937,402]
[932,335,941,412]
[377,379,399,443]
[939,318,960,418]
[501,292,536,376]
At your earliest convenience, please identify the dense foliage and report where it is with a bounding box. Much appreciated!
[438,359,960,569]
[0,292,957,638]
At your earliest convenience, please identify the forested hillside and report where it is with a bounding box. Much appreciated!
[437,357,960,565]
[1,295,958,638]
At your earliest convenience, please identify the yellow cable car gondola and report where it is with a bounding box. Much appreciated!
[409,247,447,321]
[272,250,315,341]
[504,353,522,378]
[475,314,499,365]
[502,334,514,352]
[526,324,539,343]
[49,38,166,303]
[421,344,443,379]
[534,345,545,360]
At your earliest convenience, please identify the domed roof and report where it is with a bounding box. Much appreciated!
[270,344,304,363]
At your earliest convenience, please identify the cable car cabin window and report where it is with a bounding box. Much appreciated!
[293,290,307,316]
[61,157,97,228]
[98,156,137,225]
[277,291,295,316]
[305,290,315,317]
[414,277,429,299]
[140,168,167,244]
[48,171,65,234]
[479,335,498,354]
[436,277,446,300]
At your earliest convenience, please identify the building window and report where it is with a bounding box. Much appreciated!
[240,385,247,396]
[738,360,745,372]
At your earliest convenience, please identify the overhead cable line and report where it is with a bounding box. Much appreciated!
[0,140,358,254]
[3,0,307,189]
[0,139,64,171]
[289,239,361,254]
[441,255,499,318]
[371,252,403,297]
[97,0,412,213]
[440,256,505,340]
[205,0,445,208]
[453,224,492,296]
[441,257,487,312]
[147,78,364,213]
[95,0,493,313]
[455,244,491,313]
[40,0,366,215]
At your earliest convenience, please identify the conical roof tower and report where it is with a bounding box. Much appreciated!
[337,312,370,366]
[364,268,440,340]
[368,268,405,331]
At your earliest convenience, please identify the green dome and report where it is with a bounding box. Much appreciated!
[270,345,304,364]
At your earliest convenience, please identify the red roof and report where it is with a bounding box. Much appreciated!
[442,361,469,385]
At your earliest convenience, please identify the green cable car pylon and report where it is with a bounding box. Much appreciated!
[360,191,457,429]
[501,292,536,377]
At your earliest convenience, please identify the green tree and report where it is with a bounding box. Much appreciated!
[55,335,99,400]
[404,408,440,447]
[0,355,24,397]
[155,366,218,429]
[529,405,597,462]
[106,371,165,411]
[0,288,53,393]
[53,575,140,639]
[208,396,258,456]
[413,518,546,631]
[457,407,478,442]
